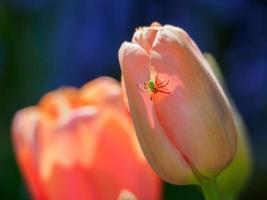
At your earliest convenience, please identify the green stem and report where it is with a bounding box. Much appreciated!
[200,178,223,200]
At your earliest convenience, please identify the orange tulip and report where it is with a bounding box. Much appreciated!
[119,22,237,185]
[12,77,162,200]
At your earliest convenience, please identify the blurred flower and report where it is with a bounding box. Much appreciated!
[119,23,237,185]
[12,77,162,200]
[204,53,252,200]
[217,113,252,200]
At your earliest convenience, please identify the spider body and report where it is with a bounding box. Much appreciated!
[138,74,170,100]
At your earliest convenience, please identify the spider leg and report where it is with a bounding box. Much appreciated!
[155,73,159,85]
[144,82,148,89]
[157,80,169,88]
[136,84,145,92]
[157,89,171,94]
[157,80,165,87]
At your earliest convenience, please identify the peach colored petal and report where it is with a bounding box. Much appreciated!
[38,88,76,121]
[119,41,195,184]
[90,108,161,200]
[150,26,237,177]
[102,107,145,161]
[44,165,96,200]
[79,76,122,108]
[39,106,100,181]
[12,108,47,200]
[13,107,40,149]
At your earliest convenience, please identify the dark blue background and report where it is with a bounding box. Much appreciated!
[0,0,266,199]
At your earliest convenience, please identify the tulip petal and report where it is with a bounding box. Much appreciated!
[39,106,100,181]
[119,42,195,184]
[132,24,159,53]
[150,26,237,177]
[79,77,122,108]
[39,88,78,118]
[44,166,96,200]
[12,107,47,200]
[90,108,161,200]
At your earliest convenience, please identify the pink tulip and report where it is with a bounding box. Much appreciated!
[12,77,162,200]
[119,22,237,185]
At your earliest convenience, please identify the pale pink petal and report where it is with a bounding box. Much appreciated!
[150,26,237,177]
[119,41,195,184]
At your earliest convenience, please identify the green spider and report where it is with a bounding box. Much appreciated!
[137,74,170,100]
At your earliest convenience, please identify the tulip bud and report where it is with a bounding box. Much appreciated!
[119,23,237,185]
[12,77,162,200]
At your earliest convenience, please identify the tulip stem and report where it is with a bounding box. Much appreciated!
[200,178,223,200]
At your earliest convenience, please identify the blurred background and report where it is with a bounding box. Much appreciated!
[0,0,266,199]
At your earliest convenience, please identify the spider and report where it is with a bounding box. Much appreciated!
[137,74,170,100]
